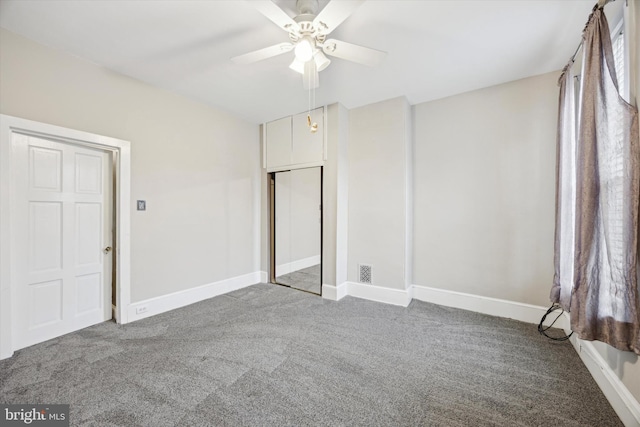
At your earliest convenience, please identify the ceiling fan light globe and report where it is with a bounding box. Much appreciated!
[314,51,331,72]
[294,37,314,62]
[289,58,305,74]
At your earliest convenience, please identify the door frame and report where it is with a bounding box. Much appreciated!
[0,114,132,359]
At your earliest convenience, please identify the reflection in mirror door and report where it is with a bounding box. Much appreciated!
[272,167,322,295]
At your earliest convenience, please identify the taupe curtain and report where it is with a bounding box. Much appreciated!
[551,63,578,311]
[552,6,640,353]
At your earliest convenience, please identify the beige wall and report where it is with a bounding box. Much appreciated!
[323,103,350,287]
[0,29,260,303]
[348,97,411,289]
[413,71,558,306]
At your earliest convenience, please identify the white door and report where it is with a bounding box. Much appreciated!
[12,134,112,350]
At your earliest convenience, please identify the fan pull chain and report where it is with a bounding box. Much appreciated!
[307,65,318,134]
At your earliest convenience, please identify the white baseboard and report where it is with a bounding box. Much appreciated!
[128,271,261,321]
[0,348,13,360]
[260,270,268,283]
[567,321,640,427]
[275,255,320,276]
[411,285,570,329]
[346,282,412,307]
[322,282,348,301]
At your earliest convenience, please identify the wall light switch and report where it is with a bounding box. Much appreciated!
[137,200,146,211]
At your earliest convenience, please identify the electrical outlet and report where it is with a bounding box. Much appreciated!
[136,305,148,315]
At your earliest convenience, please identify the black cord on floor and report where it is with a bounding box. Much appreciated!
[538,304,573,341]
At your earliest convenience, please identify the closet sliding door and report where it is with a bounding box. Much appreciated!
[273,167,322,295]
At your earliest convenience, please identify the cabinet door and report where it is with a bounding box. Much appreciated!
[292,108,324,165]
[266,116,292,169]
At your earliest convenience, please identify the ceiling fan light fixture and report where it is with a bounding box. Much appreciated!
[294,36,314,62]
[289,58,305,74]
[237,0,387,90]
[314,50,331,72]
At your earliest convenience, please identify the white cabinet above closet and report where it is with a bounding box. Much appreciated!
[292,109,324,166]
[265,107,324,172]
[265,116,292,170]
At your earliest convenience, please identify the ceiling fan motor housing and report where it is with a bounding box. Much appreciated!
[293,0,326,41]
[290,0,326,49]
[296,0,319,15]
[289,22,326,44]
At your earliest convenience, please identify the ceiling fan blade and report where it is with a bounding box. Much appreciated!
[303,60,319,90]
[231,43,293,65]
[313,0,366,35]
[322,39,386,67]
[251,1,299,33]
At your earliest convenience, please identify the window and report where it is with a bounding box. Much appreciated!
[595,18,629,321]
[610,17,628,101]
[612,28,624,92]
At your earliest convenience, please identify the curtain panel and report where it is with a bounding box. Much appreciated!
[552,6,640,354]
[551,63,578,312]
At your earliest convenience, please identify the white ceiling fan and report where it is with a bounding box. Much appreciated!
[232,0,386,89]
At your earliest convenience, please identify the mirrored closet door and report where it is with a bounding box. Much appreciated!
[270,167,322,295]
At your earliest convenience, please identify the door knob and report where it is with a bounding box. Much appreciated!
[104,246,112,254]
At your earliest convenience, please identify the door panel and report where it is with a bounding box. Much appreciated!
[13,134,112,350]
[29,279,62,328]
[75,152,103,194]
[76,273,102,314]
[29,201,63,272]
[76,203,101,266]
[274,167,322,294]
[30,146,62,191]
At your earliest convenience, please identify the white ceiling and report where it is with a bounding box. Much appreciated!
[0,0,610,124]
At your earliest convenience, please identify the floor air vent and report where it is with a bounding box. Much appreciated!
[358,264,372,284]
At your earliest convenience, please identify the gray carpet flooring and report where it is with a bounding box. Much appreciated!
[0,283,623,426]
[276,264,321,294]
